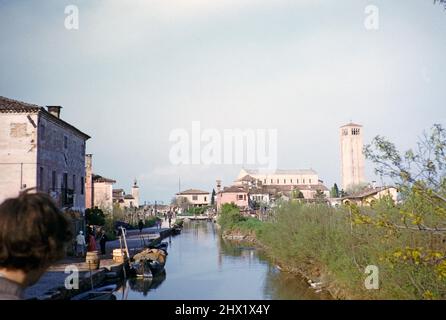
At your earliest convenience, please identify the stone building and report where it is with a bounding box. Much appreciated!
[216,185,249,212]
[92,174,116,211]
[340,122,366,190]
[176,189,210,207]
[112,179,140,209]
[341,186,398,206]
[0,96,90,213]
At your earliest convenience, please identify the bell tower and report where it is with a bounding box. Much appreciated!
[131,178,140,208]
[340,122,366,190]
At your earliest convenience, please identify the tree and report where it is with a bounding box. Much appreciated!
[345,182,369,195]
[313,189,327,203]
[359,124,446,284]
[330,183,340,198]
[172,196,191,211]
[85,207,106,226]
[364,123,446,202]
[211,188,216,206]
[291,189,304,200]
[434,0,446,9]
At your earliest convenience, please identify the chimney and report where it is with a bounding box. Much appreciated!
[47,106,62,118]
[216,179,221,193]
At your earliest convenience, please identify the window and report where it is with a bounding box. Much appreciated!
[277,179,279,184]
[296,179,299,184]
[80,177,84,195]
[303,179,305,184]
[39,167,44,191]
[309,179,312,184]
[264,179,266,184]
[284,179,286,184]
[290,179,293,184]
[73,174,76,192]
[204,196,207,202]
[63,173,68,190]
[237,194,244,200]
[192,195,198,201]
[270,179,273,184]
[64,136,68,149]
[342,128,348,136]
[352,128,360,135]
[52,171,56,191]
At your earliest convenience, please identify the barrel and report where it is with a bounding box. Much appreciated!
[86,251,100,269]
[112,249,126,264]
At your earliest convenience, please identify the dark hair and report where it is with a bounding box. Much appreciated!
[0,191,73,272]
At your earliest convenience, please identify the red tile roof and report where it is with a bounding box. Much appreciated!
[176,189,210,195]
[0,96,90,140]
[92,174,116,184]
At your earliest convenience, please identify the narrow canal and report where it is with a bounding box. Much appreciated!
[113,221,328,300]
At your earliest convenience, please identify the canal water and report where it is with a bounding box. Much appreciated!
[113,221,327,300]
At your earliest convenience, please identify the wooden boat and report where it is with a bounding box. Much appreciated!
[148,241,168,252]
[131,248,167,278]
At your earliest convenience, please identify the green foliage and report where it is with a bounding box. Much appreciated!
[187,206,208,215]
[174,218,184,227]
[218,203,246,229]
[291,189,304,199]
[345,183,369,195]
[144,216,159,228]
[331,183,340,198]
[314,189,327,202]
[85,208,106,226]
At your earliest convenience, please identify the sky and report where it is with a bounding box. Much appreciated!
[1,0,446,203]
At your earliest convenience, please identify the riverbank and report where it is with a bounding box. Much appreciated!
[220,224,341,299]
[218,202,446,300]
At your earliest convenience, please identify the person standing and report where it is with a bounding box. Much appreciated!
[138,219,144,233]
[168,211,172,228]
[75,231,86,257]
[99,230,108,255]
[87,231,97,252]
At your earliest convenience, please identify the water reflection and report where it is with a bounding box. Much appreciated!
[113,221,327,300]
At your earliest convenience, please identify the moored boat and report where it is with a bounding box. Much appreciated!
[131,248,167,278]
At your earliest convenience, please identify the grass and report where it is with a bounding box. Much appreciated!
[218,202,446,299]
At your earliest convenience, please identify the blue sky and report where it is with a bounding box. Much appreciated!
[1,0,446,202]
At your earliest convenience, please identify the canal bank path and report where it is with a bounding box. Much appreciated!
[24,225,173,300]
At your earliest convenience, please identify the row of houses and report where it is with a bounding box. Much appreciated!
[175,168,332,213]
[85,154,140,211]
[176,170,398,214]
[0,96,140,234]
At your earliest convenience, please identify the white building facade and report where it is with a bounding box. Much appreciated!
[176,189,210,207]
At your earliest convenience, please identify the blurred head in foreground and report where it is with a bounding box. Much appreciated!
[0,191,72,299]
